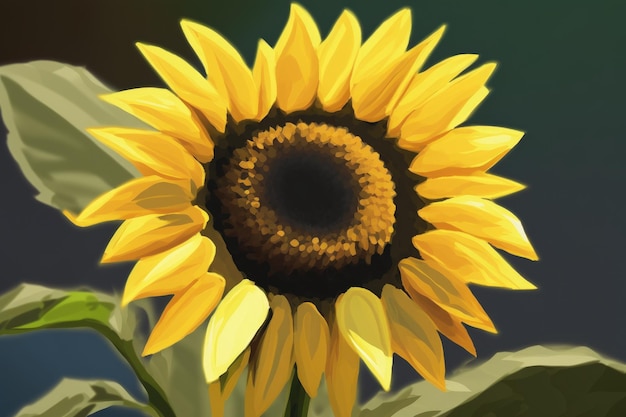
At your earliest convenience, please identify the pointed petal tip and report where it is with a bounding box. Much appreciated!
[62,209,82,226]
[339,8,357,19]
[435,378,447,391]
[289,2,316,25]
[290,2,309,14]
[98,93,113,104]
[180,18,202,32]
[396,7,412,19]
[519,279,538,290]
[120,294,132,308]
[99,252,114,264]
[179,18,192,27]
[141,344,155,357]
[430,24,447,40]
[380,369,392,391]
[135,42,161,58]
[484,62,498,76]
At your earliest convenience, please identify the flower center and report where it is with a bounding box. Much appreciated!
[215,122,396,275]
[263,144,358,233]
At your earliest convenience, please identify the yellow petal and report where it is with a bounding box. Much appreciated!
[68,176,194,227]
[353,25,446,122]
[399,63,497,150]
[122,234,216,304]
[100,88,215,162]
[413,230,537,290]
[403,283,477,356]
[409,125,525,177]
[87,127,205,189]
[135,43,227,131]
[317,10,361,112]
[387,54,479,137]
[180,21,258,122]
[203,279,269,383]
[208,349,250,417]
[415,173,526,200]
[102,205,209,263]
[142,272,225,355]
[246,295,295,416]
[294,302,330,397]
[419,196,538,260]
[398,257,496,333]
[326,318,359,417]
[350,8,411,92]
[381,285,446,390]
[336,287,392,390]
[252,39,277,121]
[275,4,320,112]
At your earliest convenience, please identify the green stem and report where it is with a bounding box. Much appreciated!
[283,370,310,417]
[95,324,176,417]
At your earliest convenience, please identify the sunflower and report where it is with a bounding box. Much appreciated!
[64,3,538,417]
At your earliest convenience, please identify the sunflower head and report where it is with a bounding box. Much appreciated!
[66,4,537,417]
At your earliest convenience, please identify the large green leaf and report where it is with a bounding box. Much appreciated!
[0,283,125,336]
[0,60,142,214]
[15,378,155,417]
[0,284,175,417]
[358,345,626,417]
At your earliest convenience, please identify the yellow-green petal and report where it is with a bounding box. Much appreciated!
[326,318,359,417]
[203,279,269,383]
[294,302,330,397]
[122,234,216,305]
[65,175,194,227]
[208,349,250,417]
[142,272,225,355]
[419,196,538,260]
[413,230,537,290]
[180,20,258,122]
[399,63,496,150]
[403,283,477,356]
[353,25,445,122]
[317,10,361,112]
[387,54,478,137]
[87,127,205,189]
[336,287,392,390]
[381,284,446,390]
[409,125,525,177]
[415,173,526,199]
[246,295,294,417]
[101,205,209,263]
[135,42,227,131]
[100,87,215,162]
[398,257,496,333]
[275,4,320,112]
[350,8,411,94]
[252,40,277,121]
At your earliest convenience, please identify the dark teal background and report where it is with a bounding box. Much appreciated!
[1,0,625,416]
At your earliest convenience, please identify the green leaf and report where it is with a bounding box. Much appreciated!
[0,60,143,214]
[358,345,626,417]
[15,378,156,417]
[0,284,176,417]
[0,283,127,336]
